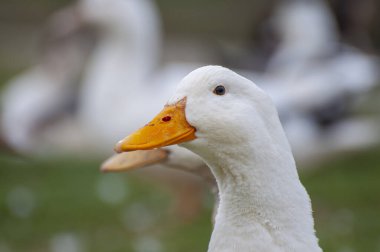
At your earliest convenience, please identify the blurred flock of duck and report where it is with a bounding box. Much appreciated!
[1,0,380,227]
[1,0,379,162]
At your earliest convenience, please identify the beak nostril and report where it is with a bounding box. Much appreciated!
[162,116,171,122]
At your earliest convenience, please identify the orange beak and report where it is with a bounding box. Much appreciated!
[114,97,196,153]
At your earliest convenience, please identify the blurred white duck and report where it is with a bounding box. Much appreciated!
[1,6,94,154]
[265,0,378,104]
[112,66,322,251]
[258,0,380,163]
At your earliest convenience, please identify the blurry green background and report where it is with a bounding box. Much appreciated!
[1,150,380,252]
[1,0,380,252]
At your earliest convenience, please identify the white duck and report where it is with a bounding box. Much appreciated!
[1,6,93,154]
[112,66,322,251]
[264,0,378,110]
[257,0,380,163]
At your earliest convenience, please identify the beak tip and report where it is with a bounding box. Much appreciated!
[100,159,112,173]
[100,166,108,173]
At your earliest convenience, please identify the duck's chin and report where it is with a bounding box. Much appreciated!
[178,140,197,153]
[178,137,214,161]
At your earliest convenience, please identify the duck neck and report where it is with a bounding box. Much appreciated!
[201,142,321,252]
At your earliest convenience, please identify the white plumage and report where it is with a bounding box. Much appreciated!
[116,65,323,251]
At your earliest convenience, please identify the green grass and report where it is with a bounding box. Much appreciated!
[301,148,380,252]
[0,154,212,252]
[0,148,380,252]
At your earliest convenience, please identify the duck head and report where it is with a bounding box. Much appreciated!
[113,66,289,161]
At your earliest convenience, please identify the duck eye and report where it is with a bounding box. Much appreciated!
[213,85,226,96]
